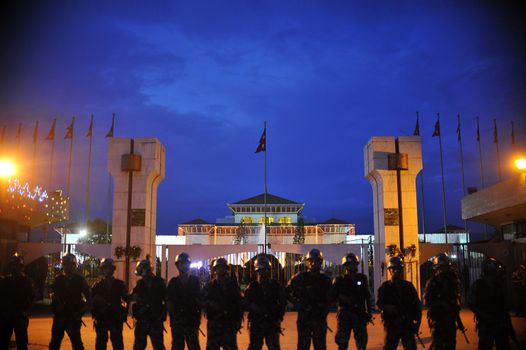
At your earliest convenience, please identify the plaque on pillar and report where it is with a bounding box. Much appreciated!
[131,209,146,226]
[384,208,399,226]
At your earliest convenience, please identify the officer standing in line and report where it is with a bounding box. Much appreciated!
[201,257,243,350]
[330,253,372,350]
[166,252,202,350]
[131,259,167,350]
[423,252,463,350]
[244,254,287,350]
[0,253,34,350]
[286,249,332,350]
[468,257,512,350]
[91,258,128,350]
[377,256,422,350]
[49,253,91,350]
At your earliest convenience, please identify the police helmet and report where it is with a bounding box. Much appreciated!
[175,252,191,265]
[342,253,359,266]
[387,256,404,270]
[9,252,24,267]
[305,249,323,262]
[433,252,451,268]
[100,258,115,270]
[211,258,228,270]
[481,257,503,277]
[135,259,152,276]
[254,255,271,271]
[61,253,77,266]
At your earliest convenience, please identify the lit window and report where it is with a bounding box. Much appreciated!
[241,217,253,224]
[258,217,274,224]
[279,217,292,224]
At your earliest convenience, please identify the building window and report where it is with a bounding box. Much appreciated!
[279,217,292,225]
[241,217,253,224]
[258,217,274,224]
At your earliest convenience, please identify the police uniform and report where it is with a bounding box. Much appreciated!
[423,263,461,350]
[132,275,167,350]
[167,274,202,350]
[91,276,128,350]
[244,278,287,350]
[49,272,91,350]
[201,274,243,350]
[0,267,34,350]
[331,272,371,350]
[377,276,421,350]
[286,271,332,350]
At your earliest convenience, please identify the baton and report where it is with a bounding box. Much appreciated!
[326,325,333,333]
[415,332,425,349]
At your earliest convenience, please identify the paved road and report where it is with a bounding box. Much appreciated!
[15,310,526,349]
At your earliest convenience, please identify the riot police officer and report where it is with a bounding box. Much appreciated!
[244,254,287,350]
[286,248,332,350]
[468,257,512,350]
[377,256,422,350]
[166,252,201,350]
[91,258,128,350]
[131,259,167,350]
[49,253,91,350]
[201,257,243,350]
[330,253,372,350]
[0,253,34,350]
[423,252,463,350]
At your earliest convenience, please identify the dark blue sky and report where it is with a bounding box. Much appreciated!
[1,1,525,235]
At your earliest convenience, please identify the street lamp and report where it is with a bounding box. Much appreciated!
[515,157,526,171]
[0,159,16,179]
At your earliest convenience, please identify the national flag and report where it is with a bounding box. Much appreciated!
[493,119,498,144]
[106,113,115,138]
[46,119,56,140]
[86,114,93,137]
[456,114,461,141]
[15,123,22,140]
[33,121,39,144]
[413,112,420,136]
[432,115,440,137]
[255,126,266,153]
[511,121,515,145]
[64,117,75,139]
[476,116,480,142]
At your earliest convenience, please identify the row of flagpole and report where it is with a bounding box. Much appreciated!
[415,112,520,241]
[0,114,116,237]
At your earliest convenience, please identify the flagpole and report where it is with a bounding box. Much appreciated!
[476,116,488,239]
[414,112,427,242]
[106,113,115,238]
[66,117,75,196]
[49,134,55,190]
[436,113,448,242]
[457,114,468,234]
[494,119,501,181]
[15,124,22,161]
[85,115,93,223]
[264,121,268,254]
[31,121,39,186]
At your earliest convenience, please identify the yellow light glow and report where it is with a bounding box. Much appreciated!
[0,159,16,178]
[516,158,526,170]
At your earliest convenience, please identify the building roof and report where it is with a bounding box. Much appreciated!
[180,218,210,225]
[231,193,302,205]
[321,218,349,225]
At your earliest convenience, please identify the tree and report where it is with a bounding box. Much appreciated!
[293,216,305,244]
[234,222,248,245]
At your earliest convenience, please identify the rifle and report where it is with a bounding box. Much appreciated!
[199,328,206,337]
[455,314,469,344]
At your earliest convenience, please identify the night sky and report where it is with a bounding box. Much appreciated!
[1,1,525,236]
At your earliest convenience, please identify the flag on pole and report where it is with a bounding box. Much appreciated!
[33,121,39,143]
[476,116,480,141]
[15,123,22,140]
[46,119,56,140]
[106,113,115,138]
[432,116,440,137]
[511,121,515,145]
[456,114,461,141]
[413,112,420,136]
[86,114,93,137]
[493,119,498,144]
[255,126,266,153]
[64,117,75,139]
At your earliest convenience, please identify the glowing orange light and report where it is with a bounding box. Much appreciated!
[516,158,526,170]
[0,159,16,178]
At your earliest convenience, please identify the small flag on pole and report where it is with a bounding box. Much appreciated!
[46,119,56,140]
[33,121,39,144]
[64,117,75,139]
[86,115,94,137]
[456,113,461,141]
[413,112,420,136]
[511,121,515,145]
[432,115,440,137]
[493,119,498,144]
[106,113,115,138]
[255,126,266,153]
[15,123,22,140]
[476,116,480,142]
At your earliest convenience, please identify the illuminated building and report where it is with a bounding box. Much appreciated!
[177,193,355,245]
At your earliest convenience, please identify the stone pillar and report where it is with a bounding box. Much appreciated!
[364,136,422,295]
[108,138,165,291]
